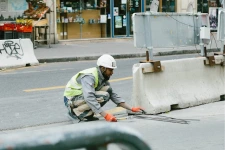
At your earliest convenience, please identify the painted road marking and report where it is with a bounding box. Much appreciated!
[0,68,75,75]
[24,76,132,92]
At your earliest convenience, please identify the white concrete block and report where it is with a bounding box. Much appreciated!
[0,39,39,69]
[132,56,225,114]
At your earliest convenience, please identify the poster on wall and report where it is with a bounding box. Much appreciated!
[108,14,111,19]
[0,0,7,12]
[134,0,139,7]
[100,0,106,8]
[115,16,122,28]
[100,15,107,23]
[0,0,27,21]
[123,18,126,26]
[209,7,219,30]
[8,0,27,12]
[121,0,127,4]
[121,4,126,10]
[114,7,119,16]
[129,0,133,7]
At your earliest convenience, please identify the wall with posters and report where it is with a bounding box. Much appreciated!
[176,0,222,31]
[0,0,28,21]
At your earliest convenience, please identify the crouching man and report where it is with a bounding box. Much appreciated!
[63,54,143,122]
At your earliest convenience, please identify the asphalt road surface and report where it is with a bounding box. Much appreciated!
[0,54,224,150]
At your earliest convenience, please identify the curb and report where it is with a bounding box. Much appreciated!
[58,37,133,44]
[156,49,220,56]
[38,49,220,63]
[38,53,146,63]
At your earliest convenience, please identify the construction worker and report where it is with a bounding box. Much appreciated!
[63,54,143,122]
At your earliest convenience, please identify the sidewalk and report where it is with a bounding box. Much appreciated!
[34,38,220,63]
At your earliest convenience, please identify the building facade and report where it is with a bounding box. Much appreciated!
[55,0,144,40]
[0,0,223,43]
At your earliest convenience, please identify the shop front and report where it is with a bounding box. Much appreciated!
[56,0,223,40]
[56,0,144,40]
[146,0,177,12]
[0,0,54,47]
[112,0,142,37]
[176,0,222,31]
[147,0,223,31]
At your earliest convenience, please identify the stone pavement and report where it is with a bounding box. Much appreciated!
[34,37,219,63]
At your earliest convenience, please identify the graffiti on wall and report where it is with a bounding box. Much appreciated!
[0,40,24,59]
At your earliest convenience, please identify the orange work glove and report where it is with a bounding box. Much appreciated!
[104,113,117,122]
[131,107,143,112]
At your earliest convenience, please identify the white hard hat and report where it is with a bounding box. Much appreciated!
[97,54,117,69]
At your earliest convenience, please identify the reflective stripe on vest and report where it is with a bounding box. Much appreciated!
[64,67,99,97]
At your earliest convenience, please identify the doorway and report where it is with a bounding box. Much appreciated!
[113,0,141,37]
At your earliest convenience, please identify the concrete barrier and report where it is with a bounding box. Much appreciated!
[132,56,225,114]
[0,39,39,69]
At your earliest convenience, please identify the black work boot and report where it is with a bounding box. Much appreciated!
[84,115,99,121]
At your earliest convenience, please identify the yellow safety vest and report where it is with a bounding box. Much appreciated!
[64,67,99,97]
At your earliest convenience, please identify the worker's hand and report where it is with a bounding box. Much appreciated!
[104,113,117,122]
[131,107,143,112]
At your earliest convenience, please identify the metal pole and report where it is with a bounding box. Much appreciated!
[146,51,149,61]
[147,46,153,60]
[53,0,57,44]
[199,42,205,56]
[204,46,207,57]
[110,0,114,38]
[224,45,225,54]
[126,4,129,37]
[220,40,224,53]
[49,9,51,48]
[80,0,82,39]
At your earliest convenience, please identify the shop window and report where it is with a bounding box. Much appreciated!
[197,0,222,31]
[146,0,160,12]
[159,0,176,12]
[146,0,176,12]
[56,0,107,39]
[197,0,221,13]
[146,0,153,11]
[209,0,221,7]
[197,0,209,13]
[58,0,104,12]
